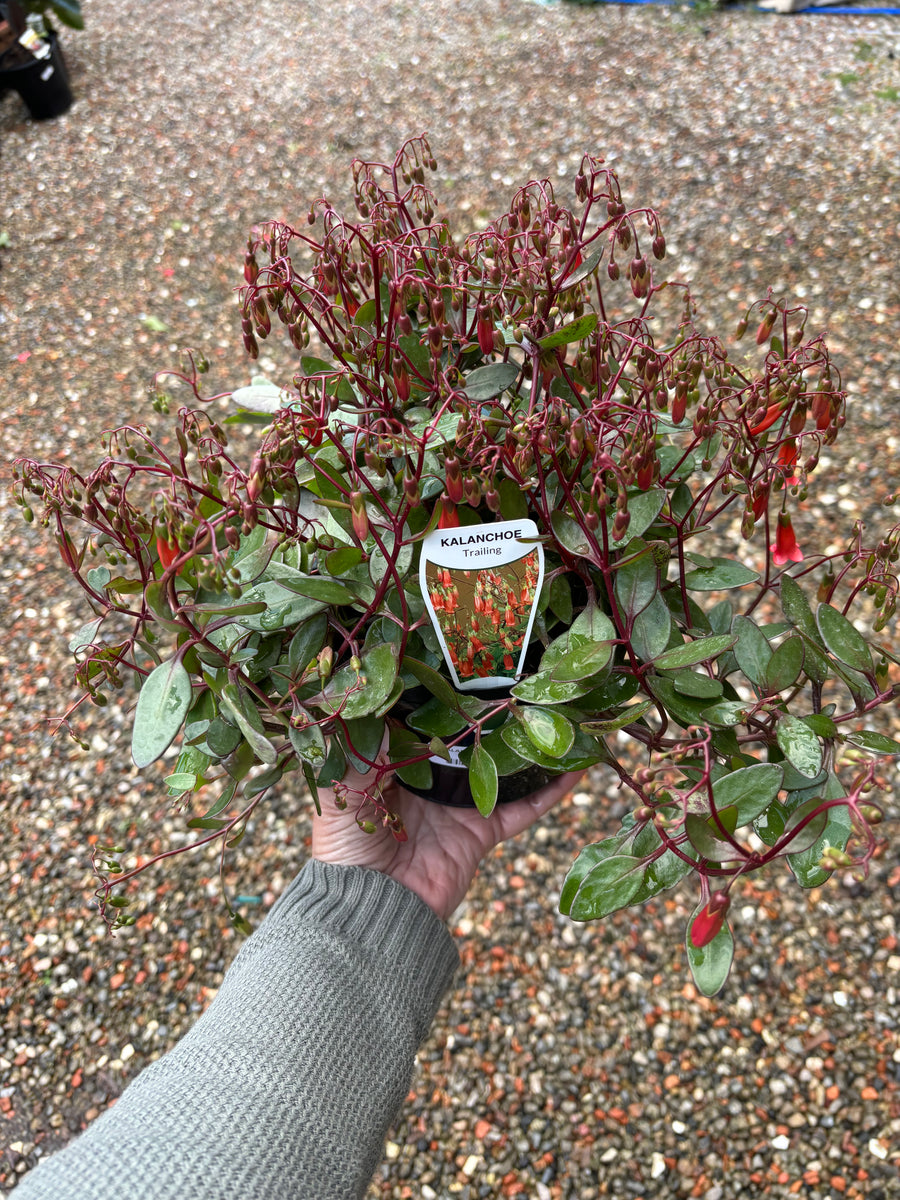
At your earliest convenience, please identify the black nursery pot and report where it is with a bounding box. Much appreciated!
[0,31,73,120]
[394,681,557,810]
[403,758,555,809]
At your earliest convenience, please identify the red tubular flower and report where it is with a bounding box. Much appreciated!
[816,393,835,432]
[156,536,179,571]
[438,495,460,528]
[749,401,788,437]
[773,511,803,565]
[690,892,730,948]
[752,482,770,521]
[477,316,494,357]
[636,461,654,491]
[503,653,514,670]
[778,438,800,486]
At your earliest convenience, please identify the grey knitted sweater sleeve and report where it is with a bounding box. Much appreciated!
[13,859,460,1200]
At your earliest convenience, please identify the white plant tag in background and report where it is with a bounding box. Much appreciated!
[419,519,544,691]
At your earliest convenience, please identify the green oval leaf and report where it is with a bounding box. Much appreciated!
[569,855,642,921]
[615,547,659,621]
[462,361,520,401]
[731,615,772,686]
[538,312,598,350]
[556,243,604,291]
[712,762,783,825]
[289,718,327,765]
[673,671,723,700]
[816,603,874,675]
[219,684,278,765]
[559,834,630,915]
[580,699,655,735]
[685,810,745,862]
[470,744,499,817]
[206,717,242,758]
[550,510,593,558]
[549,639,613,682]
[406,697,468,738]
[683,559,759,590]
[265,564,355,604]
[132,657,192,769]
[164,772,199,793]
[511,671,599,705]
[779,795,830,853]
[314,643,399,719]
[776,713,823,779]
[404,657,461,710]
[764,635,805,693]
[653,633,736,671]
[518,705,575,758]
[630,592,672,663]
[500,722,608,771]
[844,729,900,755]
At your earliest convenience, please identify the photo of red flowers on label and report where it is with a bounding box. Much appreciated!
[420,519,544,690]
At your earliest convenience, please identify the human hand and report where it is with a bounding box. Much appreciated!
[312,768,584,921]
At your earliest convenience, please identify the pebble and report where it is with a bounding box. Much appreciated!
[2,2,900,1199]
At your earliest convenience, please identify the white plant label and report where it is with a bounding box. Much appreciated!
[419,518,544,692]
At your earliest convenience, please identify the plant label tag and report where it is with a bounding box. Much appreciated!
[419,519,544,691]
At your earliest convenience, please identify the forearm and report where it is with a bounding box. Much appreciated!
[14,860,459,1200]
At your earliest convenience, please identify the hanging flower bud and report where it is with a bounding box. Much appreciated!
[317,647,334,681]
[789,406,807,436]
[773,511,803,566]
[463,476,481,507]
[612,510,630,542]
[393,364,410,402]
[477,310,494,357]
[403,474,420,507]
[350,492,369,543]
[756,310,777,345]
[444,455,464,504]
[57,530,79,572]
[690,892,730,948]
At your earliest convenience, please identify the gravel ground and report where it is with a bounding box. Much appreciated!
[2,0,900,1195]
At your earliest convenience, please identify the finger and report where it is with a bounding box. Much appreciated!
[487,770,585,844]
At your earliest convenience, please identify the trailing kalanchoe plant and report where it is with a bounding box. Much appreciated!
[15,136,900,993]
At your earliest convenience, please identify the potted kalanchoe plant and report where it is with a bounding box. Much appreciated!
[15,135,900,994]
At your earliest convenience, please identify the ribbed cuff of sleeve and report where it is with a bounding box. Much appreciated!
[267,858,460,1028]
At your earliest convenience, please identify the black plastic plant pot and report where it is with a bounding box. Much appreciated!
[0,32,73,120]
[402,758,556,809]
[393,680,557,810]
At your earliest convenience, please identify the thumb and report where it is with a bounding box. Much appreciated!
[487,770,585,844]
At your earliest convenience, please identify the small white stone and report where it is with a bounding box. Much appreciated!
[832,991,849,1007]
[650,1151,667,1178]
[462,1155,480,1177]
[868,1138,888,1160]
[384,1141,400,1160]
[600,1147,618,1163]
[772,1135,791,1150]
[671,1121,686,1135]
